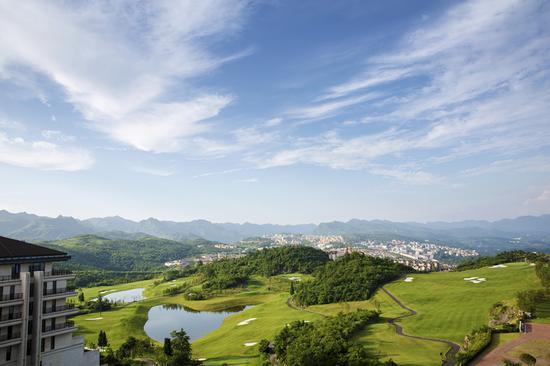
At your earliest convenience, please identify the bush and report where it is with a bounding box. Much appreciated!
[519,353,536,365]
[455,326,492,366]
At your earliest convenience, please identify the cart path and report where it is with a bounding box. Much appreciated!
[470,323,550,366]
[380,286,461,366]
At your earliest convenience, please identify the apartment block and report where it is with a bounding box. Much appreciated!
[0,236,99,366]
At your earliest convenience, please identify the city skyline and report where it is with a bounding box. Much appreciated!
[1,0,549,224]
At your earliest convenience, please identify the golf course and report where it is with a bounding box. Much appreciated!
[70,260,547,366]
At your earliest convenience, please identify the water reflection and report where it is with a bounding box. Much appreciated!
[144,304,252,342]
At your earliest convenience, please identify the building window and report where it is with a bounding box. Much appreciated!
[51,336,55,350]
[5,346,11,361]
[41,338,45,352]
[27,340,32,355]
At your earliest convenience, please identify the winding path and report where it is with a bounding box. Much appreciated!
[380,287,460,366]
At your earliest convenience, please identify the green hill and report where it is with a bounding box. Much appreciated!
[41,234,208,271]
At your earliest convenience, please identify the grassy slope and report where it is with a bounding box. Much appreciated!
[72,263,542,366]
[383,262,540,343]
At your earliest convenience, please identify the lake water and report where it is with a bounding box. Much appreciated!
[144,304,251,342]
[102,288,145,303]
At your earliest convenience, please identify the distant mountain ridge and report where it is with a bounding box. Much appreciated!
[1,210,550,249]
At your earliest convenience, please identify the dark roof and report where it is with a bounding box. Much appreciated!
[0,236,70,263]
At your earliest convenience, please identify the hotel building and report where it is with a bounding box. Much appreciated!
[0,236,99,366]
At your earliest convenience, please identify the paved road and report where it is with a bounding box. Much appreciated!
[470,323,550,365]
[380,287,461,366]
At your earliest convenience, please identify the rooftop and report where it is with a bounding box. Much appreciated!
[0,236,70,263]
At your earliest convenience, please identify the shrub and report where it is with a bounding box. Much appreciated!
[519,353,536,365]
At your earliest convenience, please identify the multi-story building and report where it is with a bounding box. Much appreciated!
[0,236,99,366]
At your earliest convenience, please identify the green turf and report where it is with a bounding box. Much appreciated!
[72,262,542,366]
[382,262,541,343]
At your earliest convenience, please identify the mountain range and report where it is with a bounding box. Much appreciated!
[1,210,550,251]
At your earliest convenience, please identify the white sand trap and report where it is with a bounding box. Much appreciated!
[237,318,257,326]
[477,278,486,281]
[471,280,483,284]
[404,277,414,282]
[464,277,478,281]
[197,358,207,361]
[99,289,117,294]
[304,320,311,323]
[85,317,103,321]
[490,264,507,268]
[244,342,257,347]
[288,276,301,281]
[530,263,536,266]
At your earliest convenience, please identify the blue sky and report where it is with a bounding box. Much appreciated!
[0,0,549,224]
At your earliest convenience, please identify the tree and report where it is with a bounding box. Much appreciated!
[78,291,85,302]
[97,330,108,347]
[170,329,192,358]
[258,339,271,357]
[163,338,173,356]
[519,353,536,365]
[289,281,295,295]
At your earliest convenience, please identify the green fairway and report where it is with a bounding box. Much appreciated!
[72,262,542,366]
[382,262,540,343]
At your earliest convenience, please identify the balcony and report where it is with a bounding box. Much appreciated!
[44,269,74,279]
[0,332,21,347]
[0,293,23,304]
[0,274,20,283]
[0,312,22,323]
[43,304,79,318]
[42,320,76,335]
[43,287,77,298]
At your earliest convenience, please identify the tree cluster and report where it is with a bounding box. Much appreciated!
[269,310,396,366]
[293,253,409,306]
[200,246,329,291]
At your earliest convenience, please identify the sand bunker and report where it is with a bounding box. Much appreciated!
[288,276,301,281]
[85,317,103,321]
[464,277,486,284]
[237,318,257,326]
[99,289,117,294]
[490,264,507,268]
[197,358,207,361]
[244,342,257,347]
[404,277,414,282]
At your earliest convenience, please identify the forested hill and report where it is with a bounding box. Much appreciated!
[41,234,209,271]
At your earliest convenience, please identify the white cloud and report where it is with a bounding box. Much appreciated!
[264,118,283,127]
[132,167,174,177]
[0,0,250,152]
[0,132,93,171]
[41,130,75,143]
[236,177,258,183]
[287,93,382,121]
[259,0,550,182]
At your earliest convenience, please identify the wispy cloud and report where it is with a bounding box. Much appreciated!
[236,177,258,183]
[259,0,550,183]
[0,131,93,171]
[0,0,251,153]
[132,167,174,177]
[287,93,382,121]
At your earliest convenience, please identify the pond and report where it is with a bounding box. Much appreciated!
[144,304,252,342]
[102,288,145,303]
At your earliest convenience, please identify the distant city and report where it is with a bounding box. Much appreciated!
[165,234,479,272]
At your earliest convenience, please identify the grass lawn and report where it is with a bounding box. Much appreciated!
[383,262,541,343]
[72,262,542,366]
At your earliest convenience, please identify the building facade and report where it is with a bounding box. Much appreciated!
[0,236,99,366]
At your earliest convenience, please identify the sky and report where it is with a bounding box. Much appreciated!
[0,0,549,224]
